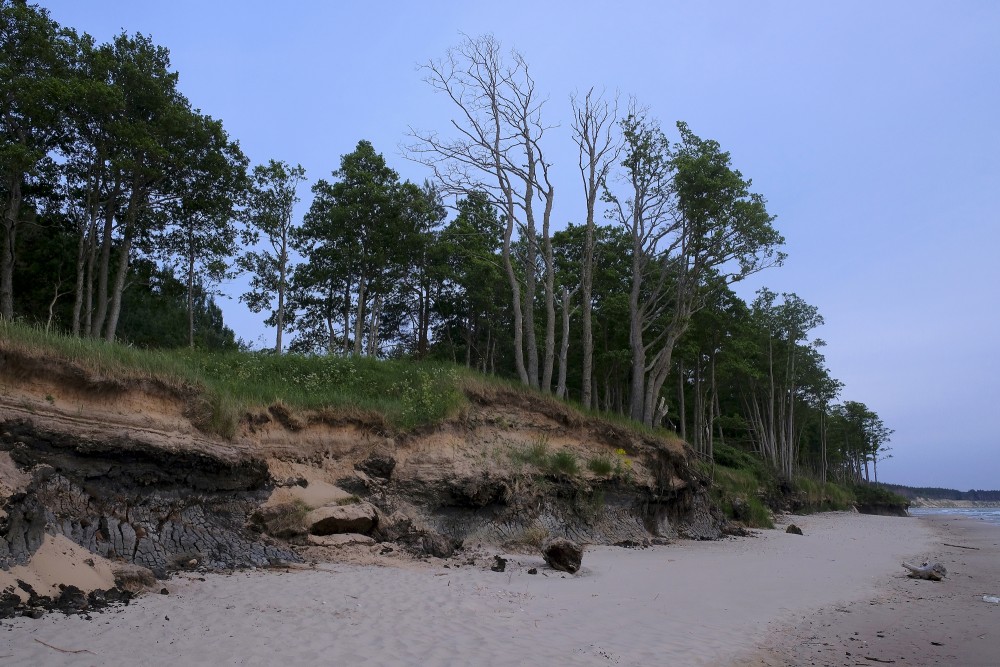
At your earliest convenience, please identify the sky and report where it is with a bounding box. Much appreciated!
[40,1,1000,490]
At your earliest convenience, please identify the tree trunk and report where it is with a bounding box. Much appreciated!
[92,180,120,337]
[627,226,645,422]
[678,360,687,442]
[556,286,574,399]
[524,224,539,388]
[501,211,528,384]
[580,234,594,408]
[275,230,288,354]
[186,231,196,347]
[541,187,556,395]
[352,275,367,357]
[1,177,22,320]
[102,229,132,343]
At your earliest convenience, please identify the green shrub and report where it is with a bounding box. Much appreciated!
[587,455,614,476]
[549,450,579,476]
[512,437,551,467]
[851,483,909,507]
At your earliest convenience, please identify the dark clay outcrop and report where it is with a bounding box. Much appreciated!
[1,419,298,577]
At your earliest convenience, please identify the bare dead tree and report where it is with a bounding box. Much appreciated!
[405,34,556,389]
[571,88,620,408]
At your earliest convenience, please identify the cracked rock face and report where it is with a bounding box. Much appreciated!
[0,419,298,577]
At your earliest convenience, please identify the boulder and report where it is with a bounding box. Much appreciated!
[786,524,803,535]
[542,537,583,574]
[306,502,379,536]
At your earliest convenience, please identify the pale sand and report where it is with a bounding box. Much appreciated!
[0,534,115,603]
[0,513,940,666]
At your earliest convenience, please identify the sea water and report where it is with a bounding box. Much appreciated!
[909,506,1000,528]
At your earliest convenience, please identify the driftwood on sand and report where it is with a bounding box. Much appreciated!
[901,561,947,580]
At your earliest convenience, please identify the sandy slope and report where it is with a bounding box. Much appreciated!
[1,513,937,666]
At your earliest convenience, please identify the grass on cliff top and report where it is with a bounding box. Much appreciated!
[1,321,684,450]
[1,321,467,435]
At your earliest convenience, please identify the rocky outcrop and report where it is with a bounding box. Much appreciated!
[0,418,298,577]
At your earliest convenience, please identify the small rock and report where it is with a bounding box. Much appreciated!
[160,588,169,595]
[491,555,507,572]
[528,568,538,575]
[786,524,804,535]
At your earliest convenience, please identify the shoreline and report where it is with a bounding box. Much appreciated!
[741,514,1000,666]
[1,512,947,666]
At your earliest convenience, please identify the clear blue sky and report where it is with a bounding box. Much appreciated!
[42,1,1000,490]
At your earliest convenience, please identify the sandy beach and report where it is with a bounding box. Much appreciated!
[5,511,993,666]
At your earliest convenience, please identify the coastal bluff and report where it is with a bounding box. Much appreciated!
[1,348,722,612]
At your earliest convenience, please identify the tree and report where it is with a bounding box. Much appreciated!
[407,33,556,390]
[158,112,247,347]
[238,159,305,354]
[396,180,447,358]
[742,289,827,478]
[76,32,199,343]
[431,191,508,370]
[294,140,413,357]
[607,111,786,427]
[0,1,75,319]
[571,88,619,408]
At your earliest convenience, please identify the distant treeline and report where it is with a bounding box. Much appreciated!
[879,483,1000,502]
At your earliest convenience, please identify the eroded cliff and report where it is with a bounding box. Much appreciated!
[1,348,723,614]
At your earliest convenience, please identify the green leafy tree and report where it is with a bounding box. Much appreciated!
[238,159,306,354]
[0,1,76,319]
[430,191,508,369]
[158,112,247,347]
[293,140,408,357]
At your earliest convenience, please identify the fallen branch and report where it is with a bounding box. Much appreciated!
[864,657,896,664]
[942,542,980,550]
[33,639,94,655]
